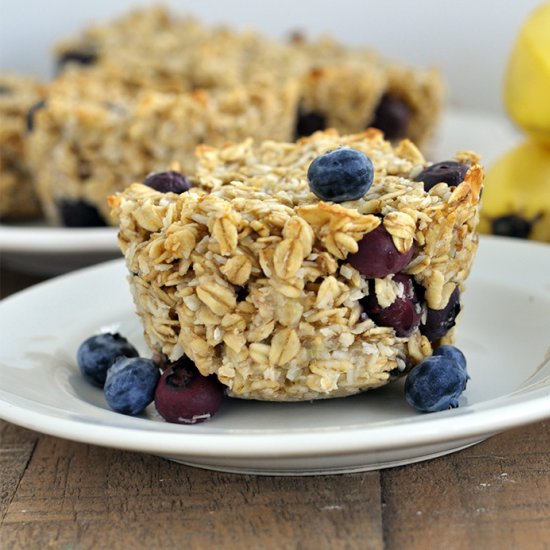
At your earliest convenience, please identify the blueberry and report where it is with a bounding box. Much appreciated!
[370,94,411,140]
[404,355,468,413]
[0,85,12,95]
[58,199,107,227]
[361,274,421,337]
[432,345,467,373]
[77,333,139,387]
[491,214,533,239]
[295,109,326,138]
[348,224,414,278]
[414,161,469,192]
[420,287,461,341]
[104,357,160,416]
[143,170,192,194]
[26,99,47,133]
[57,48,98,70]
[236,286,249,302]
[154,356,225,424]
[307,148,374,202]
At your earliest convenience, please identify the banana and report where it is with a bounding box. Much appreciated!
[504,2,550,145]
[479,139,550,242]
[479,3,550,243]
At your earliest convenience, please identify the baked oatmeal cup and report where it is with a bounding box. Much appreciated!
[26,7,443,228]
[110,130,483,401]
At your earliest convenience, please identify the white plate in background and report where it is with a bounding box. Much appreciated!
[0,224,119,275]
[0,236,549,475]
[0,108,520,276]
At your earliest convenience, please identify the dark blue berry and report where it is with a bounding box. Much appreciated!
[26,99,47,133]
[414,161,469,192]
[307,148,374,202]
[57,49,97,70]
[348,224,414,278]
[104,357,160,416]
[143,170,192,194]
[370,94,411,140]
[432,345,467,373]
[0,85,12,95]
[361,274,420,337]
[420,287,461,341]
[295,109,326,138]
[58,199,107,227]
[404,355,468,413]
[154,357,225,424]
[236,286,249,302]
[491,215,533,239]
[77,333,139,387]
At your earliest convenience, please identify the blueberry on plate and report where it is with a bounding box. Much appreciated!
[104,357,160,416]
[307,147,374,202]
[405,355,468,413]
[415,161,469,192]
[143,170,192,194]
[432,344,467,373]
[155,356,225,424]
[77,333,139,387]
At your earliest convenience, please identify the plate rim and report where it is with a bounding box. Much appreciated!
[0,382,549,459]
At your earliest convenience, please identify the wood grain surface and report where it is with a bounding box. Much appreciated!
[1,266,549,549]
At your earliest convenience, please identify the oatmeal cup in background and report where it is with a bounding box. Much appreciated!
[0,73,47,221]
[23,5,442,227]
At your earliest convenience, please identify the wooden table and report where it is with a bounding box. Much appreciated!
[1,266,549,549]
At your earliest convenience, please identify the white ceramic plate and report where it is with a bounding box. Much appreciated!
[0,108,520,276]
[1,236,549,475]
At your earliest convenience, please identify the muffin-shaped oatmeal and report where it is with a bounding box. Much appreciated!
[110,130,483,401]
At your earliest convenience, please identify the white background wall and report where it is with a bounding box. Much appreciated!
[0,0,544,114]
